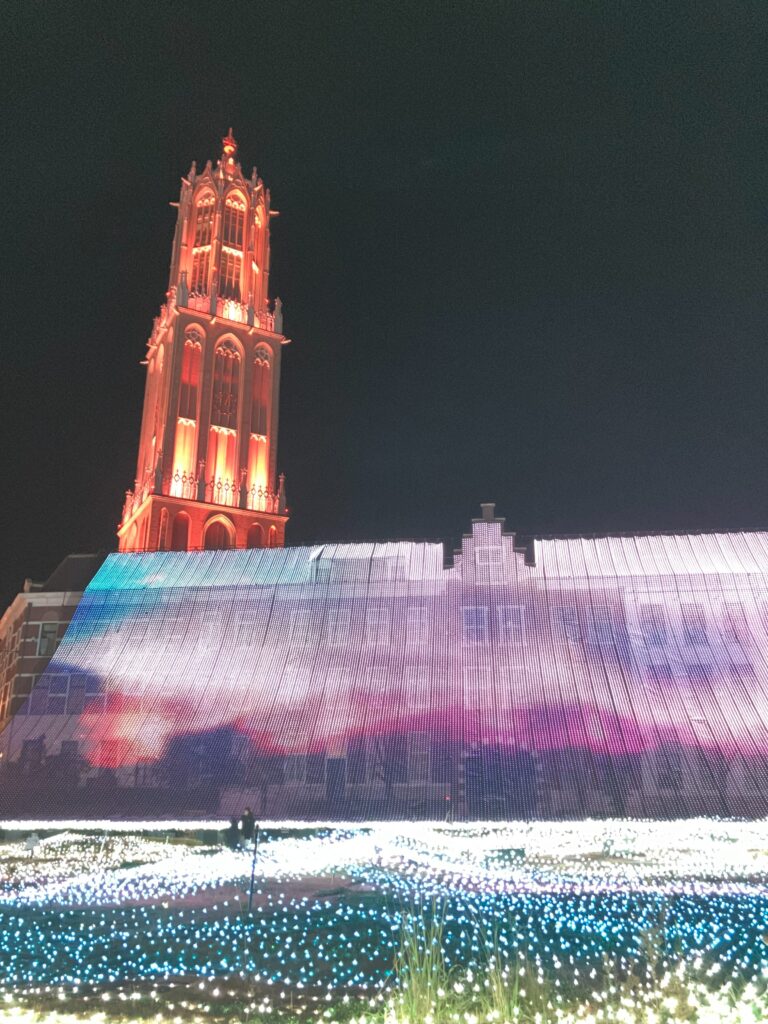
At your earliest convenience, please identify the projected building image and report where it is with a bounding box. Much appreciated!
[3,506,768,820]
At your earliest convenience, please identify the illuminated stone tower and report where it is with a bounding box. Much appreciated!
[118,131,289,553]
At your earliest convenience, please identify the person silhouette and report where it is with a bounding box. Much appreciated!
[224,817,240,850]
[240,807,255,842]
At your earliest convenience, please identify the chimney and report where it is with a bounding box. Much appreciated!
[480,502,496,521]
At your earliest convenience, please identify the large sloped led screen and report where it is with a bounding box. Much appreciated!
[3,528,768,820]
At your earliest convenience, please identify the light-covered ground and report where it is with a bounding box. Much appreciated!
[0,820,767,1022]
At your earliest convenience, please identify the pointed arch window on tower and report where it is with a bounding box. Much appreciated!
[247,349,271,504]
[211,342,240,429]
[148,344,165,482]
[140,346,160,483]
[250,350,270,436]
[208,341,240,505]
[170,512,190,552]
[219,196,245,301]
[194,196,215,246]
[222,197,245,247]
[190,196,214,294]
[179,331,202,420]
[171,330,203,498]
[219,251,241,302]
[190,249,210,294]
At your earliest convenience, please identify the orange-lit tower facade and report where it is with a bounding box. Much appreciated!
[118,132,289,553]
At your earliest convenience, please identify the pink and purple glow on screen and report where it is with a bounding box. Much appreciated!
[3,525,768,819]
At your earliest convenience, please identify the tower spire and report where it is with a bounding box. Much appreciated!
[219,128,239,180]
[222,127,237,159]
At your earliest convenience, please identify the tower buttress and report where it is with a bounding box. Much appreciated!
[118,132,291,554]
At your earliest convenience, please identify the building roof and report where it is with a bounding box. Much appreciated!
[530,531,768,579]
[84,531,768,594]
[41,553,107,593]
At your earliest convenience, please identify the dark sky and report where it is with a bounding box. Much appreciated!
[2,1,767,608]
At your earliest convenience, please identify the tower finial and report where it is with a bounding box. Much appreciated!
[222,128,237,159]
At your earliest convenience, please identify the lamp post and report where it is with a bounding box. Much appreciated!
[247,823,260,914]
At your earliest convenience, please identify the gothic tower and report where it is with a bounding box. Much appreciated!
[118,131,289,553]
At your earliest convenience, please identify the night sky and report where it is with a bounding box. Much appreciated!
[2,1,767,609]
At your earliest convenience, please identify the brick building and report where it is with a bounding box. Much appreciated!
[0,555,105,732]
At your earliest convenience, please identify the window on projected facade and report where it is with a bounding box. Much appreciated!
[366,667,389,703]
[60,740,79,765]
[46,675,68,714]
[475,545,503,581]
[165,615,187,645]
[463,606,488,644]
[369,736,407,784]
[639,604,667,646]
[722,603,748,644]
[554,605,581,643]
[365,607,390,644]
[498,605,524,643]
[730,664,756,682]
[327,606,351,644]
[198,614,222,651]
[289,609,311,644]
[283,754,306,784]
[306,752,325,784]
[407,679,431,712]
[682,603,707,646]
[463,667,493,709]
[347,738,366,784]
[235,610,260,648]
[371,556,407,581]
[30,681,49,715]
[66,677,86,715]
[406,605,428,644]
[14,674,35,704]
[310,558,331,583]
[84,676,103,699]
[475,546,502,565]
[657,748,683,791]
[586,606,613,646]
[686,664,713,684]
[408,732,430,783]
[644,663,673,694]
[20,738,44,766]
[99,740,126,770]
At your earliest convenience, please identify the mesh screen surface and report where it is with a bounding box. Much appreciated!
[4,528,768,820]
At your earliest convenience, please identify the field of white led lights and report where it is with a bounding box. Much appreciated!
[1,819,767,1023]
